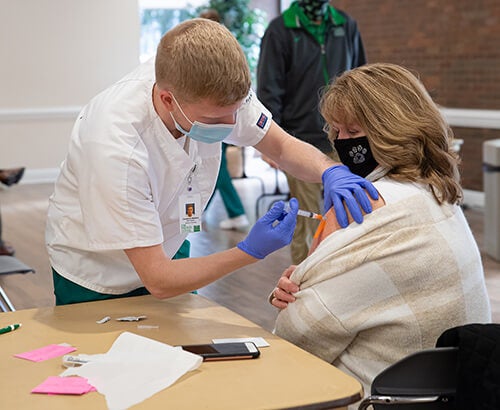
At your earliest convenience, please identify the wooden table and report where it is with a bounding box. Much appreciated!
[0,294,362,409]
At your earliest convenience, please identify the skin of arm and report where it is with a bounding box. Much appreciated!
[254,121,337,183]
[125,245,257,299]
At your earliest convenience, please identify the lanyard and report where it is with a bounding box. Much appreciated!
[186,164,197,193]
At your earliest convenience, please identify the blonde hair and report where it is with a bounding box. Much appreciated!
[320,63,462,205]
[155,18,251,106]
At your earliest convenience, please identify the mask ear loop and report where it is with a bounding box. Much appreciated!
[170,93,194,127]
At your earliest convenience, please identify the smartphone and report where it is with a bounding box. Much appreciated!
[180,342,260,361]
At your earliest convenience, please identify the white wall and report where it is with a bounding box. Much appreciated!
[0,0,140,180]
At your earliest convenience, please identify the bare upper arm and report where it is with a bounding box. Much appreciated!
[253,121,290,162]
[254,121,334,183]
[308,192,386,255]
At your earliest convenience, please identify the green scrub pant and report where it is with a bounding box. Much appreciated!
[207,143,245,218]
[53,240,191,305]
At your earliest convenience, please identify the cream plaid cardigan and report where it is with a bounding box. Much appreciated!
[274,177,491,395]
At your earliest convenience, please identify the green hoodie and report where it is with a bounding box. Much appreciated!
[283,1,346,45]
[282,1,347,84]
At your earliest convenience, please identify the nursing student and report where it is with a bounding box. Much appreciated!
[46,18,377,305]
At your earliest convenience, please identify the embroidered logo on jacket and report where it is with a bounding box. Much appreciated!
[256,113,268,129]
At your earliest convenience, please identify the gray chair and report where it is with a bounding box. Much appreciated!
[358,347,458,410]
[255,167,289,217]
[0,285,15,312]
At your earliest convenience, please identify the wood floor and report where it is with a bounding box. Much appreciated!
[1,155,499,333]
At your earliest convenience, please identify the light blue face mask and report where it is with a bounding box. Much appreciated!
[169,94,235,144]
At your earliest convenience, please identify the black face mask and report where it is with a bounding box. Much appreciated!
[298,0,329,21]
[333,136,379,178]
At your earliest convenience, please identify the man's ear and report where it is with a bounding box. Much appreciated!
[159,89,175,111]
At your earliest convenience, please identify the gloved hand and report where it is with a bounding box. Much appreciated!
[237,198,298,259]
[322,165,379,228]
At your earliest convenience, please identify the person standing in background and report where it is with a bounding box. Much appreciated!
[0,166,25,255]
[257,0,366,264]
[212,142,250,229]
[200,8,250,230]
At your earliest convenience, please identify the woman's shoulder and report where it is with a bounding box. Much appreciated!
[311,192,385,250]
[307,177,444,257]
[373,177,427,205]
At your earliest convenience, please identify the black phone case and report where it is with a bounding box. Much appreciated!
[181,342,260,361]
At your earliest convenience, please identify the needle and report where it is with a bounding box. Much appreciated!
[284,204,323,220]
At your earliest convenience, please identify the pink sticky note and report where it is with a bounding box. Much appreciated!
[31,376,96,395]
[14,344,76,362]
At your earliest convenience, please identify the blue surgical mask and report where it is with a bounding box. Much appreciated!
[169,94,235,144]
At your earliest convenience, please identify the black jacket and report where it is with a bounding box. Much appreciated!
[257,8,366,153]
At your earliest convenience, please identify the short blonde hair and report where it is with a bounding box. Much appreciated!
[155,18,251,106]
[321,63,462,205]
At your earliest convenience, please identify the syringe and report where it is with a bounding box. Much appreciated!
[284,203,323,220]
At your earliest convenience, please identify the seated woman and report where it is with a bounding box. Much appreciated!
[270,63,491,395]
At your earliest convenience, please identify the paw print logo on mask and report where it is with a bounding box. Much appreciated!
[349,145,367,164]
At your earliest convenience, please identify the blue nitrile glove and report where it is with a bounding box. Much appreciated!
[322,165,379,228]
[237,198,298,259]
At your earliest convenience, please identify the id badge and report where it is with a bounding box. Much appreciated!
[179,193,202,233]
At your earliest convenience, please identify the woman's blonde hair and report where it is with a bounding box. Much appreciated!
[155,18,251,106]
[320,63,462,205]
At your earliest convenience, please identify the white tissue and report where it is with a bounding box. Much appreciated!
[61,332,202,410]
